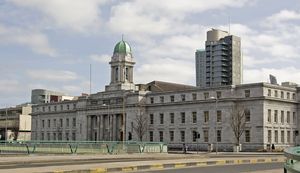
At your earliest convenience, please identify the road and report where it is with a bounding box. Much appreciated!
[136,162,283,173]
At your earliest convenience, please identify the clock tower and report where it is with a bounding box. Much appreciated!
[105,39,136,91]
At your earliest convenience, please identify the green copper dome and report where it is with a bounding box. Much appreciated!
[113,40,131,54]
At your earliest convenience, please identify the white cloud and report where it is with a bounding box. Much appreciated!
[27,69,78,81]
[0,79,21,93]
[135,58,195,85]
[10,0,108,32]
[0,24,57,57]
[265,10,300,26]
[90,54,110,63]
[108,0,250,36]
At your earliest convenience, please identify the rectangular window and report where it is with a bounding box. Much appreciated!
[281,91,284,99]
[66,118,69,127]
[204,111,209,123]
[180,131,185,142]
[170,95,174,102]
[274,130,278,143]
[54,119,57,127]
[72,118,76,127]
[61,105,63,110]
[181,94,186,101]
[58,132,63,140]
[274,110,278,123]
[48,119,51,128]
[267,89,271,96]
[274,90,278,97]
[170,113,174,124]
[72,132,76,141]
[217,110,222,122]
[42,107,45,112]
[245,130,250,142]
[281,130,285,143]
[159,131,164,142]
[66,133,69,141]
[192,112,197,123]
[287,131,291,143]
[67,105,70,110]
[293,93,296,100]
[267,109,271,122]
[268,130,272,143]
[287,92,290,99]
[47,133,50,140]
[192,93,197,101]
[73,103,76,109]
[204,130,209,142]
[192,131,197,142]
[41,133,44,140]
[181,112,185,123]
[42,120,45,128]
[159,113,164,124]
[217,130,221,142]
[53,133,57,140]
[149,131,153,142]
[150,97,154,104]
[150,114,154,124]
[204,92,209,100]
[245,109,250,122]
[54,105,57,111]
[160,96,164,103]
[281,111,284,123]
[60,119,63,127]
[216,91,222,99]
[169,131,174,142]
[287,111,290,123]
[245,90,250,98]
[293,112,296,124]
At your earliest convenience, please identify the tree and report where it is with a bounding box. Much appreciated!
[230,105,246,146]
[132,107,148,141]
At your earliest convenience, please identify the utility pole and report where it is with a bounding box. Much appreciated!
[5,106,8,142]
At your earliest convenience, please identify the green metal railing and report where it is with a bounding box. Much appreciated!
[0,141,167,154]
[284,147,300,173]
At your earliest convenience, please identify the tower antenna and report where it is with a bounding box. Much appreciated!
[89,64,92,95]
[228,15,231,35]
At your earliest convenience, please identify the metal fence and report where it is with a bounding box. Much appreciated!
[284,146,300,173]
[0,140,167,154]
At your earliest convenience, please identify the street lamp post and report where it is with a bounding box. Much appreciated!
[210,96,218,154]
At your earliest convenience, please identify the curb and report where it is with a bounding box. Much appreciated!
[50,157,286,173]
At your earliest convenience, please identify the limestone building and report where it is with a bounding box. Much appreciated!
[31,39,299,151]
[0,104,32,141]
[196,29,242,88]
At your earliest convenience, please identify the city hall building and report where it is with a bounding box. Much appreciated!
[31,36,299,151]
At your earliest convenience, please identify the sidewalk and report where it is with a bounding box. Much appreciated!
[0,153,285,173]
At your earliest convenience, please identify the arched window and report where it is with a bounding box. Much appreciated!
[125,67,129,80]
[115,67,118,81]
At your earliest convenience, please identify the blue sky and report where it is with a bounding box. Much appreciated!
[1,0,300,106]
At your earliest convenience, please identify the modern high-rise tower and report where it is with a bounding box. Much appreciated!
[196,29,242,88]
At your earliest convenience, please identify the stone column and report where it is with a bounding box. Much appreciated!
[112,114,117,141]
[87,116,91,141]
[99,115,103,140]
